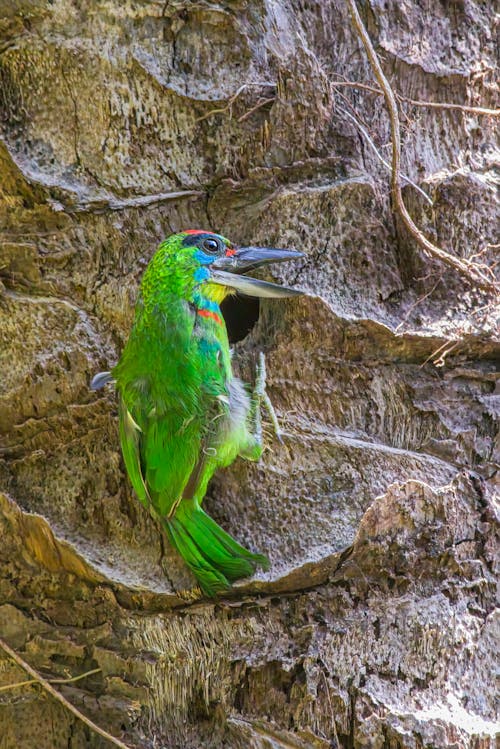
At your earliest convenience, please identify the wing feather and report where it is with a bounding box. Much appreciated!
[118,396,151,508]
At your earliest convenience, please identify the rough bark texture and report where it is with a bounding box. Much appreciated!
[0,1,498,748]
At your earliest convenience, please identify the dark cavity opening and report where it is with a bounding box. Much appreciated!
[221,294,260,343]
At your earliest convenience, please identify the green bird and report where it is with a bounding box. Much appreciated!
[91,230,303,596]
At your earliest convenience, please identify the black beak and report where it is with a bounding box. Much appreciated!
[211,246,304,298]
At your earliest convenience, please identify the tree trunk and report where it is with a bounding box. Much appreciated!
[0,1,497,747]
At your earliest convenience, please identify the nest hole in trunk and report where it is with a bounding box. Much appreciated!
[221,294,260,343]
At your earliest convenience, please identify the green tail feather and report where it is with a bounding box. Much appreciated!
[165,519,230,597]
[163,502,269,597]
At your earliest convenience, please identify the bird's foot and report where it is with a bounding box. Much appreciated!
[254,352,283,443]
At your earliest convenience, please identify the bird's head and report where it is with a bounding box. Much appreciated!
[167,229,304,303]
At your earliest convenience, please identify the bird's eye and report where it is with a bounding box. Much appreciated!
[202,238,220,254]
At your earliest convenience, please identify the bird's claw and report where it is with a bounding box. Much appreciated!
[254,352,283,443]
[254,351,267,398]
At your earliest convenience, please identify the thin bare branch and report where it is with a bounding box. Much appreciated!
[335,100,433,206]
[332,79,384,96]
[420,339,461,368]
[394,276,443,333]
[238,97,275,122]
[73,190,203,214]
[195,83,275,123]
[345,0,498,293]
[0,637,132,749]
[331,79,500,117]
[0,667,102,693]
[401,97,499,117]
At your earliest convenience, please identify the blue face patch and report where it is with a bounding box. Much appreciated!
[194,266,211,282]
[194,249,218,265]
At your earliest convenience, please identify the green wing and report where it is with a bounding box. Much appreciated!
[118,392,203,518]
[118,396,150,508]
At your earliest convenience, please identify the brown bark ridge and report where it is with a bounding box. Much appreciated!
[0,1,498,747]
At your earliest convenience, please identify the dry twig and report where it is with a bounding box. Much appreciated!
[238,96,275,122]
[420,339,461,368]
[345,0,498,293]
[331,78,500,117]
[196,83,275,123]
[394,276,443,334]
[0,637,132,749]
[335,99,433,205]
[0,666,102,693]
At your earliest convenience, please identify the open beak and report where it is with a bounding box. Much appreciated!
[211,246,304,298]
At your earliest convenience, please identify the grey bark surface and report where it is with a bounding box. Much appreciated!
[0,1,498,748]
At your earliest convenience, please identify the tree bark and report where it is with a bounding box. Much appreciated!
[0,1,498,747]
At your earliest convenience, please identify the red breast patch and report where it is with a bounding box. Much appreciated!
[197,309,223,325]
